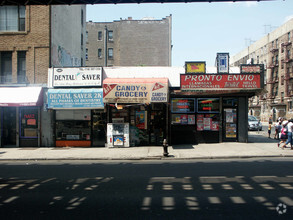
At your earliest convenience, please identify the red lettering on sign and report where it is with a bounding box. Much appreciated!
[24,114,35,119]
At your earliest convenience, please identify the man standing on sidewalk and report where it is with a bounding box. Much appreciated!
[285,119,293,150]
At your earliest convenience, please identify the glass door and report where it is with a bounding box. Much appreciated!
[223,108,238,141]
[92,110,106,147]
[2,107,16,146]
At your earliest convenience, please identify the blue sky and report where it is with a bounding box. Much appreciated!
[87,0,293,67]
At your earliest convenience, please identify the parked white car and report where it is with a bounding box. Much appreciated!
[248,115,262,131]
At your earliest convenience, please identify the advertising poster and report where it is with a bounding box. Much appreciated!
[185,62,206,73]
[180,115,188,124]
[113,136,124,146]
[226,124,237,138]
[136,111,145,129]
[188,115,195,125]
[197,114,204,131]
[226,109,233,123]
[211,121,219,131]
[204,117,212,130]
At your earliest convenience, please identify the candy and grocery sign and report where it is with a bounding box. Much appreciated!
[103,79,168,103]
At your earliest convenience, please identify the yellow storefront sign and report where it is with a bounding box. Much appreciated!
[185,62,206,73]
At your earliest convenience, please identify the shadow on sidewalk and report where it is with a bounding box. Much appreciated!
[172,144,194,149]
[248,133,279,143]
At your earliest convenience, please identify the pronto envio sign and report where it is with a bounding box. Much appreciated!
[53,67,102,87]
[180,74,261,90]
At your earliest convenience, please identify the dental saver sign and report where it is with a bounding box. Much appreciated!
[103,82,168,103]
[53,67,102,87]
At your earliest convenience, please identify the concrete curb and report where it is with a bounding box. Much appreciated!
[1,154,293,161]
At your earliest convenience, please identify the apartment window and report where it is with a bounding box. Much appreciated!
[0,52,12,83]
[108,31,113,41]
[0,6,25,31]
[81,9,84,27]
[86,48,88,60]
[281,92,284,103]
[17,51,26,83]
[289,32,291,42]
[272,41,274,48]
[276,55,278,65]
[108,48,113,59]
[275,86,278,97]
[289,101,292,111]
[98,31,102,41]
[276,39,278,48]
[86,31,88,43]
[98,48,102,58]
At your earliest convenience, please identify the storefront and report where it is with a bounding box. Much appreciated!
[103,78,169,146]
[47,67,105,147]
[0,87,43,147]
[47,88,105,147]
[170,62,264,145]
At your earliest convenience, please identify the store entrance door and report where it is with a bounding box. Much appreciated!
[223,108,238,141]
[92,110,106,147]
[150,110,166,145]
[2,107,17,146]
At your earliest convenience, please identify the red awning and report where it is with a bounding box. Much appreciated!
[0,87,43,107]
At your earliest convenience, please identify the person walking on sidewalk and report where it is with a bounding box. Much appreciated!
[268,123,272,138]
[274,120,282,139]
[278,123,288,149]
[284,119,293,150]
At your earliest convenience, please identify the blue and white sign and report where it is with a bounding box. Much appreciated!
[217,53,229,74]
[48,88,104,109]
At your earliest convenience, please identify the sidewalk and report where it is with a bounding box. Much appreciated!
[0,132,293,160]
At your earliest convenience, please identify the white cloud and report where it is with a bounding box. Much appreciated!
[284,15,293,23]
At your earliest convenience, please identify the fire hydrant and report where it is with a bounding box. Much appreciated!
[163,139,169,157]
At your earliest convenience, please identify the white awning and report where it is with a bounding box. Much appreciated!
[0,87,43,107]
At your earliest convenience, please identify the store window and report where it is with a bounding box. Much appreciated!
[55,110,91,141]
[197,98,220,131]
[171,98,196,125]
[20,108,38,138]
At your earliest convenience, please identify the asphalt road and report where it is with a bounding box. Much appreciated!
[0,159,293,219]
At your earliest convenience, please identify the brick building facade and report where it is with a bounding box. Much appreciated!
[0,5,86,147]
[232,18,293,122]
[86,15,172,67]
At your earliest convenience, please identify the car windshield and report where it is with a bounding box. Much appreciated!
[248,116,258,121]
